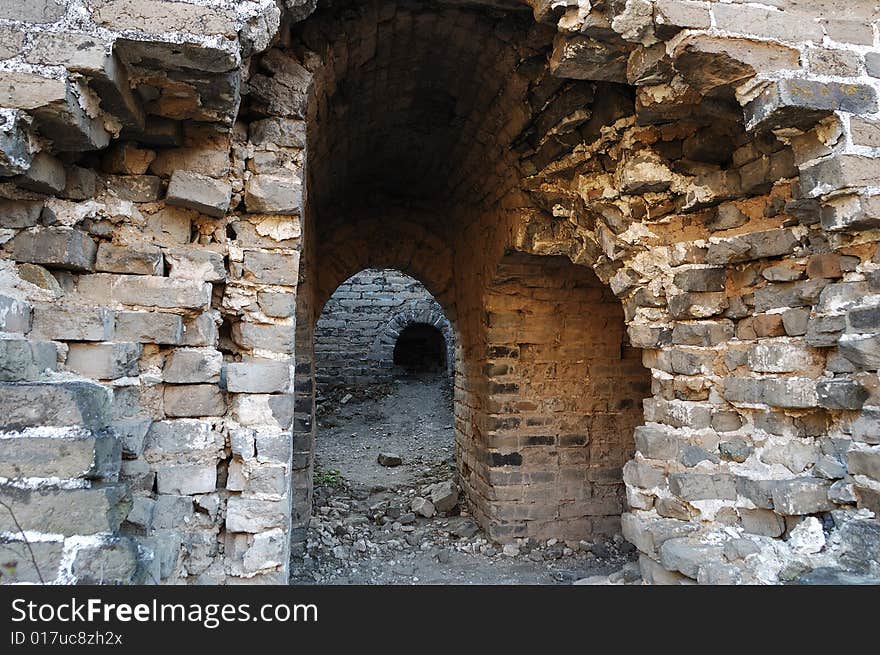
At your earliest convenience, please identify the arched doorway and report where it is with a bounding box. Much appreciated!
[393,323,447,375]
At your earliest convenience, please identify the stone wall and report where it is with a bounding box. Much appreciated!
[0,0,879,585]
[314,268,452,389]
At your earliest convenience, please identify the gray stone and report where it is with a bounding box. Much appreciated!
[164,348,222,384]
[378,452,402,467]
[10,227,97,272]
[62,166,98,200]
[429,480,458,513]
[181,312,220,347]
[226,497,285,533]
[659,538,724,579]
[66,342,141,379]
[679,445,718,467]
[165,170,231,218]
[814,455,846,480]
[853,408,880,445]
[796,567,880,585]
[754,279,827,313]
[114,311,184,345]
[740,508,785,537]
[745,79,878,131]
[707,203,748,231]
[249,118,306,148]
[71,537,140,584]
[771,478,833,515]
[0,428,119,479]
[244,174,303,214]
[711,411,742,433]
[839,333,880,370]
[723,377,818,409]
[241,250,299,285]
[782,308,810,336]
[847,450,880,480]
[0,337,58,381]
[257,291,296,318]
[411,496,435,518]
[0,483,130,536]
[816,379,868,410]
[225,360,290,393]
[669,472,736,501]
[163,385,226,418]
[164,248,226,282]
[0,199,42,228]
[719,438,752,463]
[156,464,216,495]
[0,295,31,332]
[15,152,65,194]
[634,424,679,459]
[103,175,163,202]
[671,320,733,346]
[96,243,163,275]
[736,476,776,509]
[805,315,846,347]
[77,274,212,310]
[0,539,63,583]
[232,322,294,353]
[673,267,725,292]
[31,305,113,341]
[837,519,880,571]
[0,381,110,430]
[144,419,223,461]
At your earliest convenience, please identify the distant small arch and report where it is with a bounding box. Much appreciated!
[370,306,454,377]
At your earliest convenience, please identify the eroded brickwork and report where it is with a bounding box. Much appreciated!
[0,0,879,585]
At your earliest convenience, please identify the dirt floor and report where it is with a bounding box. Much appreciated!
[289,376,640,585]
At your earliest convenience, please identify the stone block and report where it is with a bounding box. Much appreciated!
[77,274,212,310]
[853,408,880,445]
[0,199,42,228]
[659,538,724,579]
[163,385,226,418]
[226,497,286,533]
[0,380,111,430]
[71,537,140,584]
[143,419,223,461]
[102,142,156,175]
[839,334,880,370]
[771,478,833,515]
[257,291,296,318]
[816,379,869,410]
[66,342,141,380]
[802,156,880,199]
[0,483,130,536]
[156,464,217,495]
[164,248,226,282]
[32,305,114,341]
[15,152,65,194]
[0,295,31,333]
[668,472,737,501]
[847,450,880,480]
[96,243,163,275]
[673,267,725,292]
[0,337,58,381]
[740,508,785,537]
[225,360,291,393]
[549,34,628,83]
[745,79,877,132]
[232,322,294,353]
[244,174,303,214]
[0,540,63,583]
[114,311,184,345]
[164,348,223,384]
[820,194,880,232]
[62,166,98,200]
[248,118,306,148]
[165,170,231,218]
[241,250,299,285]
[181,312,220,347]
[10,227,96,272]
[0,427,119,479]
[103,175,163,202]
[634,424,679,459]
[670,320,733,346]
[747,343,813,373]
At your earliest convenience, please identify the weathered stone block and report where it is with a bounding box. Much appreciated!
[144,419,223,461]
[659,538,724,579]
[820,194,880,232]
[15,152,65,194]
[747,343,813,373]
[244,174,302,214]
[241,250,299,285]
[839,333,880,370]
[163,385,225,418]
[181,312,220,347]
[156,464,217,495]
[114,311,183,345]
[66,342,141,380]
[226,497,286,533]
[257,291,296,318]
[32,305,114,341]
[771,478,833,515]
[816,379,869,410]
[164,348,222,384]
[668,472,736,501]
[232,322,294,353]
[0,381,111,430]
[96,243,163,276]
[78,274,212,310]
[225,360,291,393]
[853,408,880,445]
[249,118,306,148]
[0,428,119,479]
[673,267,725,292]
[0,295,31,333]
[164,248,226,282]
[745,79,877,132]
[549,34,628,83]
[634,424,679,459]
[0,199,42,228]
[0,483,130,536]
[0,540,63,583]
[847,450,880,481]
[10,227,97,272]
[802,156,880,199]
[723,377,818,409]
[71,537,140,584]
[165,170,231,218]
[740,508,785,537]
[103,175,163,202]
[0,337,58,381]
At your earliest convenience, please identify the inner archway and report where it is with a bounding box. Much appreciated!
[393,323,447,375]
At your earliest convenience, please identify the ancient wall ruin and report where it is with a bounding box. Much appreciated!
[314,268,452,388]
[0,0,879,585]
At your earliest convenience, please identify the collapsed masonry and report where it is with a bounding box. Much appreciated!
[0,0,879,585]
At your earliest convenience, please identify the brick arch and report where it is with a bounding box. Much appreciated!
[369,304,455,378]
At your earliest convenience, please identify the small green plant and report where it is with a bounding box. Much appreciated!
[314,468,343,487]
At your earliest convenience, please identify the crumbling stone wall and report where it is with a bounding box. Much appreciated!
[1,0,880,585]
[314,268,453,388]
